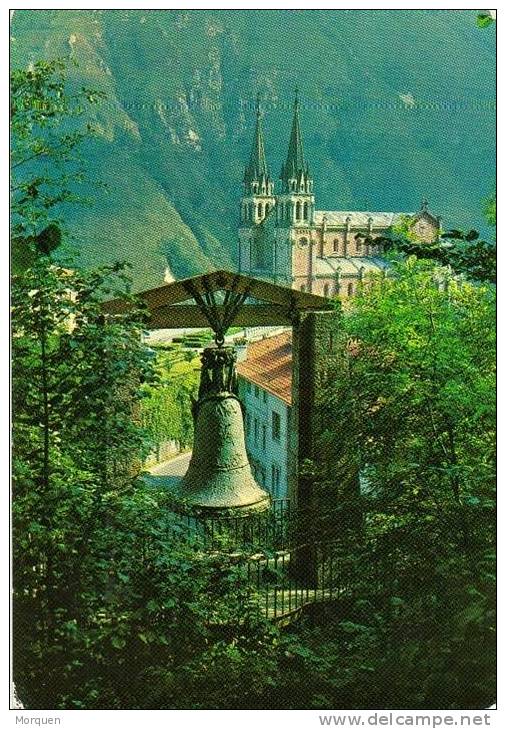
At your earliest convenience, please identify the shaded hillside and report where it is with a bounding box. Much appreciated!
[11,9,495,290]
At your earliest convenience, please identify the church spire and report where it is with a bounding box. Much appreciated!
[243,94,269,186]
[280,89,311,193]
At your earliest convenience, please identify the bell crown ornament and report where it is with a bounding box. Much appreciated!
[179,346,270,514]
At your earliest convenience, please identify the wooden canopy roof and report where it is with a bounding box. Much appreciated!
[102,269,334,330]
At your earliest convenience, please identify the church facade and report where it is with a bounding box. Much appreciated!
[238,93,442,297]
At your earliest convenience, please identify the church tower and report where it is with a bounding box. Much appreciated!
[238,95,276,275]
[277,90,315,228]
[274,90,316,288]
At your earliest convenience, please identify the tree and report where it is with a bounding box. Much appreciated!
[11,59,283,711]
[11,59,104,270]
[484,189,496,227]
[308,256,496,708]
[140,350,199,457]
[11,260,153,703]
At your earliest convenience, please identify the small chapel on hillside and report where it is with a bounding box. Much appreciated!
[238,92,442,297]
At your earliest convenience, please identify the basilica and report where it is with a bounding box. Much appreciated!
[238,93,441,297]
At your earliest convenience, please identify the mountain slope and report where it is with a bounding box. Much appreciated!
[11,9,496,291]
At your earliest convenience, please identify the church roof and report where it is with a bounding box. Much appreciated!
[237,331,292,405]
[314,210,412,228]
[244,96,270,184]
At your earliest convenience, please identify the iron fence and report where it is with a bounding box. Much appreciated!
[167,498,365,622]
[180,497,294,552]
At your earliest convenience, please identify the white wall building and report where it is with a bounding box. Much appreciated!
[236,332,292,500]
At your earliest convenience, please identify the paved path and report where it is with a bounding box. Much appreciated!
[143,451,192,491]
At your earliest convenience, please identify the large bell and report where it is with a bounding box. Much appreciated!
[179,346,270,514]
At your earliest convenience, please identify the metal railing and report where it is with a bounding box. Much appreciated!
[168,498,361,622]
[180,497,293,552]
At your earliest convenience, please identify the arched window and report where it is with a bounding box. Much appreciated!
[298,237,308,248]
[295,201,301,221]
[347,282,354,297]
[265,203,270,216]
[303,201,308,220]
[333,238,339,253]
[356,237,362,254]
[323,283,329,297]
[258,202,263,218]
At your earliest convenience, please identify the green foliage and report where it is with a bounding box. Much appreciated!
[476,11,495,29]
[376,222,496,284]
[348,257,495,503]
[310,257,496,707]
[391,214,418,242]
[10,57,282,711]
[12,258,279,710]
[140,349,200,454]
[10,59,105,271]
[483,189,496,227]
[12,253,496,710]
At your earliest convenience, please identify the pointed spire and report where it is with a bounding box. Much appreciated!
[243,94,269,185]
[281,89,310,190]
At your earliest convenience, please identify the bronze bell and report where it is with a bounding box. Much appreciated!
[179,346,270,514]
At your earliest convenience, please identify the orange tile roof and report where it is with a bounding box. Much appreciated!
[237,332,292,406]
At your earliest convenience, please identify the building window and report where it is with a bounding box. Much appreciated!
[262,424,266,451]
[271,464,281,498]
[272,411,281,441]
[295,201,301,221]
[254,384,260,398]
[258,202,263,218]
[347,282,354,297]
[299,237,308,248]
[254,418,259,445]
[303,201,308,220]
[246,381,251,394]
[333,238,339,253]
[323,283,329,297]
[246,413,252,435]
[356,237,362,253]
[262,390,267,403]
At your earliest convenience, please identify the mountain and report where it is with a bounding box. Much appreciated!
[11,9,496,291]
